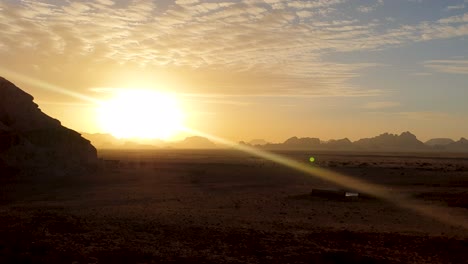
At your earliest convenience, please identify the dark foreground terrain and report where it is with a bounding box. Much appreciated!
[1,150,468,263]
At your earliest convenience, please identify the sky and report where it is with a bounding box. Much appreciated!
[0,0,467,142]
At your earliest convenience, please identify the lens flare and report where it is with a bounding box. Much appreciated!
[2,69,466,231]
[0,67,101,104]
[183,127,468,231]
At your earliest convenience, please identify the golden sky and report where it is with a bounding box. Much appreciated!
[1,0,468,142]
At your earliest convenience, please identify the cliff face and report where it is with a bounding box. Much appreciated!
[0,77,97,176]
[354,132,427,151]
[444,138,468,152]
[263,136,321,150]
[283,137,321,147]
[326,138,353,150]
[173,136,217,149]
[425,138,455,147]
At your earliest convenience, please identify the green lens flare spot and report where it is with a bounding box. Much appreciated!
[309,157,315,163]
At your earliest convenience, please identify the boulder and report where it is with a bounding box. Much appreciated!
[0,77,98,176]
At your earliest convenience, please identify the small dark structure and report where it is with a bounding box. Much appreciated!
[310,188,360,200]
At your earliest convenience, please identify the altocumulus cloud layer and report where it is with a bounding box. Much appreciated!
[0,0,468,97]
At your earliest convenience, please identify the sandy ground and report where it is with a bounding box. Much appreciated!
[1,149,467,263]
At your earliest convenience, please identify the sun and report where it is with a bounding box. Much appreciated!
[97,89,184,140]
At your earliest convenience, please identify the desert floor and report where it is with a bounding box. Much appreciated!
[1,149,467,263]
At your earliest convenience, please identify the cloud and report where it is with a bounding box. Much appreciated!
[181,97,252,106]
[0,0,382,97]
[397,111,451,121]
[368,110,453,122]
[35,101,95,107]
[0,0,467,99]
[356,0,383,13]
[176,0,200,5]
[446,4,465,11]
[424,59,468,74]
[178,88,385,98]
[410,72,432,76]
[362,101,400,109]
[438,13,468,24]
[94,0,115,5]
[287,0,345,9]
[357,6,376,13]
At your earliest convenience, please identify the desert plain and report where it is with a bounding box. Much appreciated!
[1,149,467,263]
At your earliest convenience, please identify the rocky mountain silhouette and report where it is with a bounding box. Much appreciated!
[264,136,321,150]
[248,139,269,146]
[284,136,321,147]
[425,138,455,147]
[172,136,217,149]
[80,133,121,149]
[353,132,427,151]
[325,138,353,150]
[71,114,468,154]
[81,133,218,149]
[0,77,97,176]
[444,138,468,152]
[81,132,164,149]
[82,131,467,152]
[259,132,445,152]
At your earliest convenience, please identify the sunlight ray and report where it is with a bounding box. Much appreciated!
[1,69,465,231]
[183,127,468,231]
[0,67,101,104]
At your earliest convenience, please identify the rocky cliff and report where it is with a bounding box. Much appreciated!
[425,138,455,147]
[172,136,217,149]
[444,138,468,152]
[353,132,427,151]
[264,136,321,150]
[0,77,98,176]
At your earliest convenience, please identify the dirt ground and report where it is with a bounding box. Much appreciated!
[1,149,467,263]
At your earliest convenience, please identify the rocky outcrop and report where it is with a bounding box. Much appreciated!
[444,138,468,152]
[259,132,440,152]
[264,136,321,150]
[81,132,166,149]
[80,133,122,149]
[325,138,353,150]
[354,132,427,151]
[425,138,455,147]
[0,77,98,176]
[248,139,269,146]
[172,136,217,149]
[283,137,321,148]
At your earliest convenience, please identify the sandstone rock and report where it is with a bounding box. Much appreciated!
[353,131,427,151]
[425,138,455,147]
[0,77,98,176]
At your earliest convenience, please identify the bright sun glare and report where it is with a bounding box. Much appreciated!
[98,89,184,140]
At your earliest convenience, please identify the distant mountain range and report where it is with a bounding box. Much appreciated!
[81,133,219,150]
[254,132,468,152]
[82,131,468,153]
[424,138,455,147]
